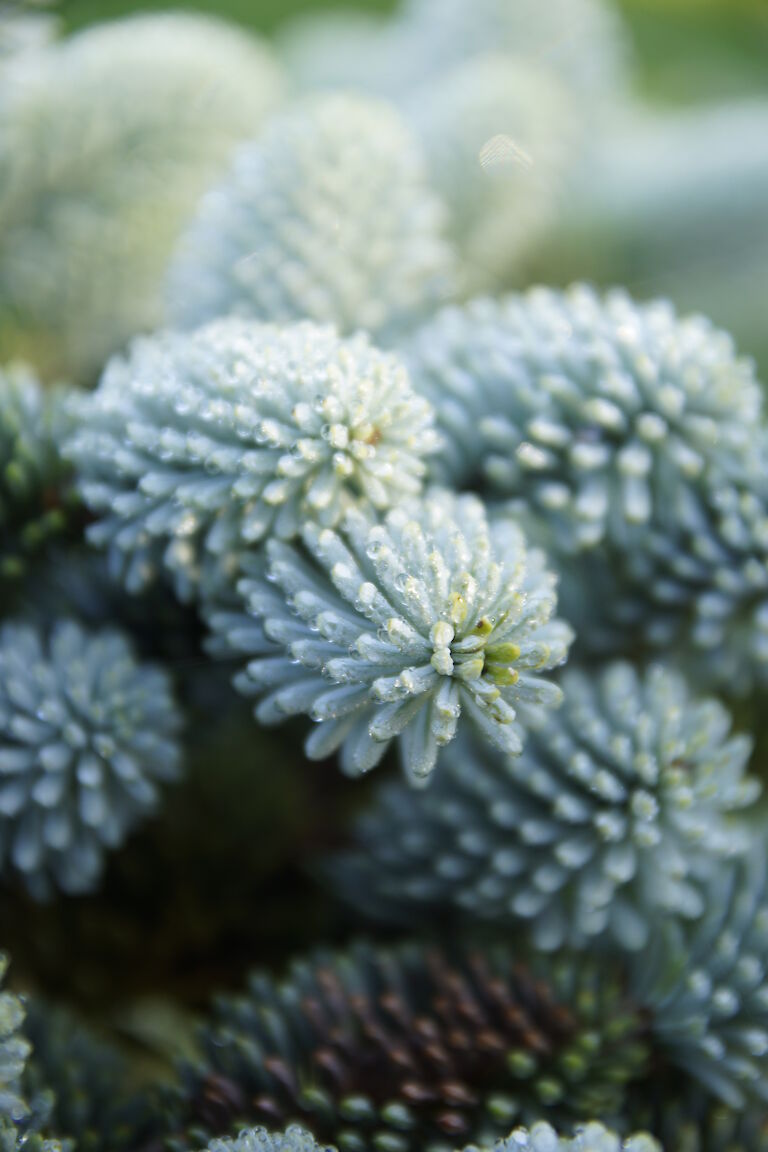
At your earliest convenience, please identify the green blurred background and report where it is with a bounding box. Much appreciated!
[57,0,768,106]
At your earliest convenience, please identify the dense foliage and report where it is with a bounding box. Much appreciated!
[1,0,767,1148]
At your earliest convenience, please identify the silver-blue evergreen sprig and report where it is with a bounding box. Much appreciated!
[0,11,284,381]
[405,286,768,690]
[66,319,437,603]
[166,94,456,341]
[405,286,761,538]
[0,954,30,1123]
[0,365,75,584]
[210,491,573,783]
[334,662,758,950]
[467,1122,658,1152]
[204,1128,331,1152]
[172,941,648,1149]
[565,426,768,693]
[0,620,182,900]
[632,844,768,1108]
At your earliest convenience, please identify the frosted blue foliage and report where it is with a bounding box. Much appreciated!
[555,506,768,696]
[405,286,761,538]
[336,662,757,951]
[66,319,437,603]
[0,954,29,1123]
[633,845,768,1108]
[210,491,572,783]
[405,286,768,691]
[204,1128,331,1152]
[166,94,456,341]
[552,449,768,691]
[471,1123,659,1152]
[0,620,182,899]
[0,11,284,380]
[599,413,768,694]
